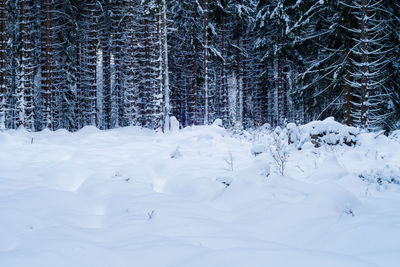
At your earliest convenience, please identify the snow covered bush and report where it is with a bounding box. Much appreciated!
[287,117,359,149]
[269,127,290,176]
[249,123,271,144]
[358,166,400,186]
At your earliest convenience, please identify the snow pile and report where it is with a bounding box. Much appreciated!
[287,117,359,148]
[249,117,359,153]
[0,122,399,267]
[308,155,348,182]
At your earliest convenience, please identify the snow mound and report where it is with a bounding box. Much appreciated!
[289,117,359,148]
[0,122,399,267]
[300,182,361,217]
[308,155,348,182]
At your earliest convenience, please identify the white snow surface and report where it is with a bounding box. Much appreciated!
[0,122,399,267]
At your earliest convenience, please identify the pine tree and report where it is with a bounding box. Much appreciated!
[123,0,138,127]
[17,0,35,130]
[110,0,126,127]
[79,0,99,128]
[255,0,293,127]
[291,0,354,124]
[348,0,393,129]
[160,0,170,131]
[41,0,52,129]
[387,1,400,128]
[52,0,79,131]
[228,0,254,127]
[291,0,398,129]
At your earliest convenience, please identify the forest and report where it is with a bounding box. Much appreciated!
[0,0,399,132]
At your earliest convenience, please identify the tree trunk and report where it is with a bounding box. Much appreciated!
[155,2,163,130]
[75,38,83,129]
[242,37,248,128]
[161,0,170,131]
[111,5,124,127]
[203,0,209,125]
[143,8,152,127]
[0,0,6,129]
[126,0,136,125]
[42,0,52,129]
[88,0,97,127]
[360,0,368,127]
[220,17,228,126]
[19,0,34,130]
[343,8,354,126]
[236,37,241,125]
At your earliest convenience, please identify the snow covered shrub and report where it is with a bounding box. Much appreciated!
[296,117,359,149]
[287,122,301,146]
[269,127,290,176]
[250,123,271,143]
[358,166,400,186]
[248,123,271,157]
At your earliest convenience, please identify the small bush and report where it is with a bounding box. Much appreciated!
[270,128,290,176]
[358,166,400,186]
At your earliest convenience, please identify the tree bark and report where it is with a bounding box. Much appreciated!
[0,0,6,129]
[42,0,52,129]
[203,0,209,125]
[343,7,354,126]
[360,0,368,127]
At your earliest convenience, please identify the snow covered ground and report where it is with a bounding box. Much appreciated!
[0,121,399,267]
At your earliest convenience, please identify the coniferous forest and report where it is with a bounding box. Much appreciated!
[0,0,399,132]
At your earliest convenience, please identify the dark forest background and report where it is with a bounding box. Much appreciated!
[0,0,399,132]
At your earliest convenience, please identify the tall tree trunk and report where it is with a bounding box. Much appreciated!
[126,0,136,126]
[155,2,163,130]
[101,2,111,129]
[87,0,98,127]
[203,0,209,125]
[161,0,170,131]
[236,37,242,125]
[144,10,152,127]
[343,8,354,126]
[102,36,111,129]
[276,53,284,125]
[19,0,34,130]
[42,0,52,129]
[360,0,368,127]
[191,45,198,125]
[111,4,124,127]
[75,39,83,129]
[0,0,6,129]
[263,61,270,126]
[242,37,248,128]
[220,17,228,126]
